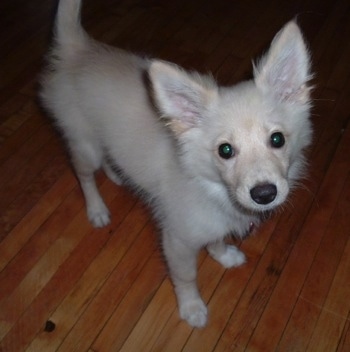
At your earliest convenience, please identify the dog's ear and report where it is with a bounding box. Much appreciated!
[149,61,218,135]
[254,21,312,104]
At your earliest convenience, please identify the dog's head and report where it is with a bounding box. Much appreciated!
[149,21,312,214]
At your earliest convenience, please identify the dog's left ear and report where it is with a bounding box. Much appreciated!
[149,61,218,135]
[254,21,312,104]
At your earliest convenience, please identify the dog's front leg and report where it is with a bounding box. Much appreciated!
[162,231,207,328]
[207,240,246,268]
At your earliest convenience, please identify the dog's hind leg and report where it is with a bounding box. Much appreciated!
[70,141,111,228]
[207,240,246,268]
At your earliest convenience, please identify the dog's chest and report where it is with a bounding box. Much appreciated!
[164,181,259,244]
[196,200,257,241]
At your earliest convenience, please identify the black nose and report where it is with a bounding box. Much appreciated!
[250,184,277,205]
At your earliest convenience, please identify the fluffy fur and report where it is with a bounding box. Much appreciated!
[40,0,313,328]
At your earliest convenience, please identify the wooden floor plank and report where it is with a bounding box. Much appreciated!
[91,252,166,352]
[118,279,176,352]
[53,220,152,352]
[0,217,111,352]
[28,200,150,352]
[278,129,350,350]
[0,169,76,271]
[0,104,43,160]
[0,197,103,340]
[0,127,60,220]
[0,152,68,240]
[58,224,159,352]
[0,120,49,189]
[0,177,123,350]
[337,312,350,352]
[310,0,350,88]
[307,218,350,351]
[0,184,83,303]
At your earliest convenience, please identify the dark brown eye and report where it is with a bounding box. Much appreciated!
[218,143,234,159]
[270,132,285,148]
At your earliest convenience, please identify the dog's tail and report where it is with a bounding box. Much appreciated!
[54,0,88,55]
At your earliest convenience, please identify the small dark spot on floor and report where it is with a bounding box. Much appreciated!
[44,320,56,332]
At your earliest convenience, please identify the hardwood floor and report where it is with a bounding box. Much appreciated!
[0,0,349,351]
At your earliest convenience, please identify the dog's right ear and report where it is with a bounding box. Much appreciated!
[149,61,218,135]
[254,21,312,105]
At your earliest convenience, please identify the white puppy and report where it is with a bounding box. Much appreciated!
[40,0,313,327]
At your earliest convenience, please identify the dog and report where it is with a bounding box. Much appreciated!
[40,0,313,328]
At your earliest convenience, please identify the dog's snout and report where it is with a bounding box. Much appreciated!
[250,184,277,205]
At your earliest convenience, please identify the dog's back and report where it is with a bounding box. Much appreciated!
[40,1,177,195]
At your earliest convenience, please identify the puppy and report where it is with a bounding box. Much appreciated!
[40,0,313,328]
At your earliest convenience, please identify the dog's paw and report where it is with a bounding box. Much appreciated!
[215,245,246,268]
[103,163,124,186]
[105,170,123,186]
[179,299,208,328]
[87,206,111,228]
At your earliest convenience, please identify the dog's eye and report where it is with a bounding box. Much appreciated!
[270,132,285,148]
[218,143,235,159]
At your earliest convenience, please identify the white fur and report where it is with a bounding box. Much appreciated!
[40,0,313,328]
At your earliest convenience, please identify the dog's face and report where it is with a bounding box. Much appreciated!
[203,81,312,212]
[150,21,312,214]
